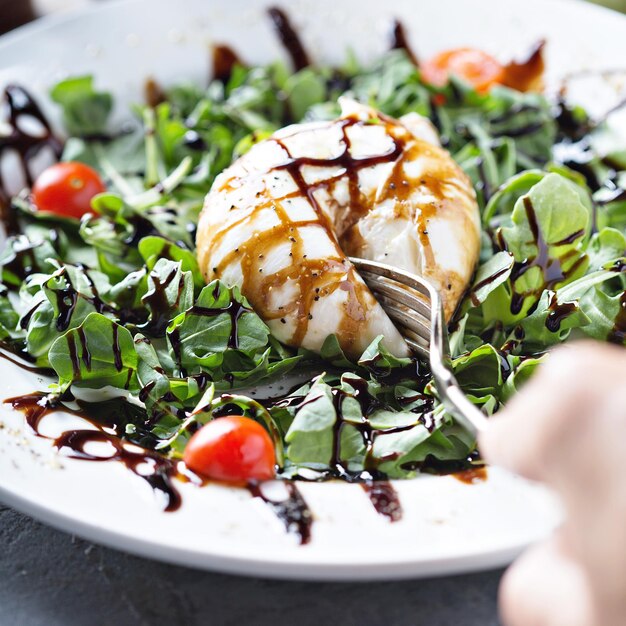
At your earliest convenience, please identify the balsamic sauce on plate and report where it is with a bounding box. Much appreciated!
[5,391,182,511]
[268,7,310,71]
[0,85,63,233]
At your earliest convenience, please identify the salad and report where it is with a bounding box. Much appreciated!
[1,10,626,515]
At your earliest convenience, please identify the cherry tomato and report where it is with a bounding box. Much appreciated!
[421,48,505,93]
[183,416,276,483]
[32,161,106,219]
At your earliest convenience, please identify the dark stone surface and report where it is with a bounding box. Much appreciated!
[0,504,503,626]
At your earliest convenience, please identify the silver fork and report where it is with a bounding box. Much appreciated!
[350,257,489,437]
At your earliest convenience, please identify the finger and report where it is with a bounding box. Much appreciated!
[500,533,594,626]
[480,341,624,481]
[552,389,626,626]
[480,345,583,480]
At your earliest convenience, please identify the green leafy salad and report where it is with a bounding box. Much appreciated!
[2,47,626,483]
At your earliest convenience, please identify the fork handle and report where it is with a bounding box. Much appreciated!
[431,363,490,437]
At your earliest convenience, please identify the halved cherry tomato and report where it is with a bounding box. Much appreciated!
[32,161,105,219]
[421,48,505,93]
[183,416,276,483]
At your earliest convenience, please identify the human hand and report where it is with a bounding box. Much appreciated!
[480,341,626,626]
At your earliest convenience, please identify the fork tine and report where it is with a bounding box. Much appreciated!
[353,262,431,298]
[374,295,431,340]
[363,278,432,320]
[400,327,430,349]
[350,256,490,437]
[404,338,430,358]
[357,268,431,302]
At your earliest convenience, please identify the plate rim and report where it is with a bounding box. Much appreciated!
[0,474,528,581]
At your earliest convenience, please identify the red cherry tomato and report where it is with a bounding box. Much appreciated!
[183,416,276,483]
[32,161,106,219]
[421,48,505,93]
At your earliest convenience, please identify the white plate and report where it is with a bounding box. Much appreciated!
[1,0,620,581]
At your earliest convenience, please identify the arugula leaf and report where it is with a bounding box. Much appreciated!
[452,344,506,400]
[23,264,113,361]
[466,251,514,307]
[512,265,624,350]
[500,173,591,261]
[284,376,364,469]
[138,236,204,288]
[163,280,300,388]
[0,235,59,287]
[358,336,413,372]
[580,286,626,344]
[520,290,589,348]
[0,287,20,340]
[284,68,327,120]
[376,420,475,479]
[501,355,546,402]
[50,76,113,136]
[134,334,173,412]
[317,334,354,368]
[483,169,546,224]
[587,228,626,270]
[481,174,591,323]
[140,259,194,336]
[49,313,138,389]
[167,281,267,370]
[352,50,430,118]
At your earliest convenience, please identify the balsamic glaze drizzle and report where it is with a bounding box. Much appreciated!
[608,291,626,344]
[0,85,63,233]
[469,264,512,307]
[402,452,487,480]
[56,429,182,511]
[361,481,403,521]
[454,465,488,484]
[2,236,42,283]
[140,265,182,336]
[188,299,250,350]
[212,45,244,84]
[505,197,586,315]
[501,40,546,93]
[144,78,167,109]
[390,19,418,66]
[52,265,115,333]
[5,389,324,542]
[267,7,310,71]
[0,340,51,375]
[248,481,313,544]
[5,391,182,511]
[545,292,578,332]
